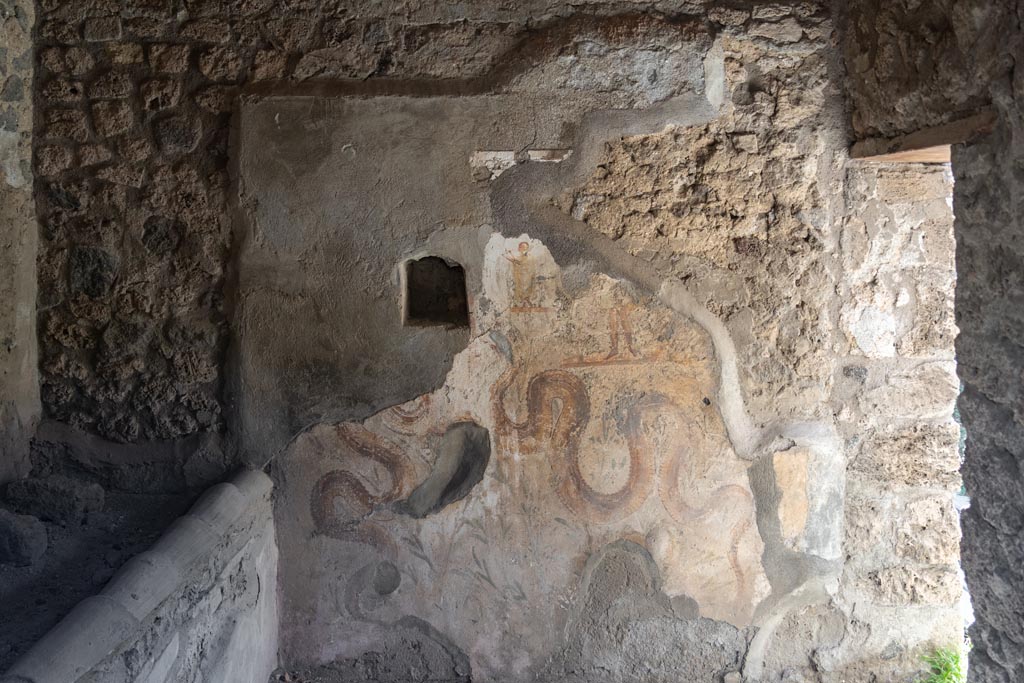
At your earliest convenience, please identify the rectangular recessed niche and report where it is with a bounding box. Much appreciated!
[403,256,470,328]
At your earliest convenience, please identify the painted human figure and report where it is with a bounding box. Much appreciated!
[606,305,638,360]
[504,241,541,311]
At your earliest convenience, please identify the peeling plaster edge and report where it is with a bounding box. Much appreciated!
[658,279,761,457]
[743,578,835,681]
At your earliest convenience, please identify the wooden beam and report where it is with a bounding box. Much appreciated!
[851,110,998,163]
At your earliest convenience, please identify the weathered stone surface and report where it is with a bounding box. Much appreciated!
[558,31,840,425]
[4,475,105,526]
[840,164,957,360]
[149,44,190,73]
[276,234,777,679]
[139,78,181,111]
[152,114,199,156]
[20,1,978,681]
[895,495,960,565]
[0,508,46,566]
[850,422,961,491]
[68,246,118,298]
[198,46,243,82]
[840,0,1012,137]
[83,16,122,42]
[90,99,135,138]
[1,0,38,484]
[954,41,1024,673]
[859,565,961,606]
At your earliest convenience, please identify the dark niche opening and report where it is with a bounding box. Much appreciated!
[403,256,469,328]
[396,421,490,518]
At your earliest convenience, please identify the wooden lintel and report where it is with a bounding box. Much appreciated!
[851,109,998,163]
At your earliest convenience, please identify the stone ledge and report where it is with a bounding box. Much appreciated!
[0,468,272,683]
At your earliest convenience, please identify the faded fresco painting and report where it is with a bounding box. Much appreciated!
[275,234,811,680]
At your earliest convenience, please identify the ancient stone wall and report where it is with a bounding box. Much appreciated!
[235,6,963,682]
[0,0,38,485]
[32,0,725,448]
[27,1,974,682]
[952,13,1024,680]
[840,0,1024,679]
[838,0,1011,139]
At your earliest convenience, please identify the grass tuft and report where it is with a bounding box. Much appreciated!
[917,645,967,683]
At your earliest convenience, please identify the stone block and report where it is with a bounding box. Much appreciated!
[41,78,84,104]
[198,46,243,83]
[91,99,135,138]
[43,107,90,142]
[68,246,118,297]
[88,70,133,99]
[844,492,895,566]
[35,144,74,177]
[0,508,47,566]
[895,495,961,564]
[153,115,200,156]
[851,422,961,491]
[180,18,233,44]
[149,44,190,73]
[860,361,959,421]
[3,475,105,526]
[749,18,804,44]
[860,565,961,606]
[252,50,287,81]
[83,16,122,42]
[140,78,181,111]
[106,43,144,65]
[79,143,112,166]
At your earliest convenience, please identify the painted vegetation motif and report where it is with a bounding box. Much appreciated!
[279,234,777,677]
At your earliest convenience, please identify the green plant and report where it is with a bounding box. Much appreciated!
[917,645,966,683]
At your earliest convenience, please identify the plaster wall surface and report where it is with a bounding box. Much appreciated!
[236,7,964,682]
[30,0,755,451]
[0,0,38,485]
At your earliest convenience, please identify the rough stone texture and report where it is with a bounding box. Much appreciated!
[3,474,105,526]
[233,13,717,467]
[839,0,1013,138]
[841,0,1024,679]
[951,14,1024,678]
[0,508,46,567]
[32,0,729,447]
[23,1,977,681]
[0,0,38,485]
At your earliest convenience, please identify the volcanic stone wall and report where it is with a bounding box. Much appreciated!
[24,1,974,682]
[32,0,730,448]
[952,32,1024,683]
[842,1,1024,680]
[0,0,37,485]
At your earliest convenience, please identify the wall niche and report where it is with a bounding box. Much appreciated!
[403,256,470,328]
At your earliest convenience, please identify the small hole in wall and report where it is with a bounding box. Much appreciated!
[403,256,469,328]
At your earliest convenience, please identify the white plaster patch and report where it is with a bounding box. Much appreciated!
[849,305,898,357]
[0,129,26,188]
[470,151,517,180]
